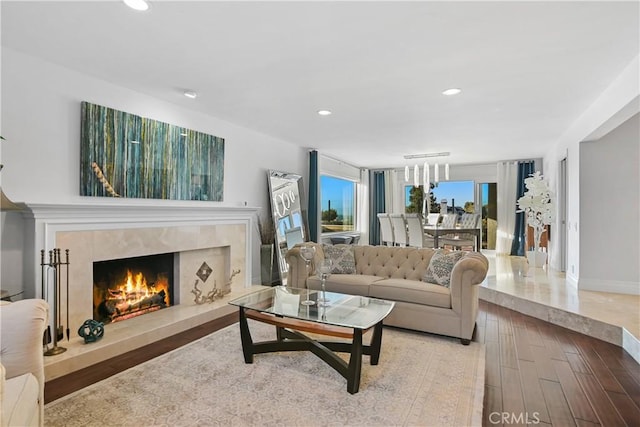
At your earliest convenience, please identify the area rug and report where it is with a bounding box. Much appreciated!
[45,321,485,426]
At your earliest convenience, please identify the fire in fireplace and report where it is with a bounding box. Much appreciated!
[93,253,174,324]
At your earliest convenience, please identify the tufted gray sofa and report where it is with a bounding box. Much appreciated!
[285,243,488,344]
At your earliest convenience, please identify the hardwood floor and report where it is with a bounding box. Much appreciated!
[45,301,640,427]
[476,300,640,427]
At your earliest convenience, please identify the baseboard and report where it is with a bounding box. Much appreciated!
[578,278,640,296]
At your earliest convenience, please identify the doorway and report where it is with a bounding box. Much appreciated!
[559,157,568,272]
[479,182,497,250]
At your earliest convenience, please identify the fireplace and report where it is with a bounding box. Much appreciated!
[93,253,175,324]
[22,203,258,382]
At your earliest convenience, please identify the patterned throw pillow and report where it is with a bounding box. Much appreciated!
[322,244,356,274]
[423,249,465,287]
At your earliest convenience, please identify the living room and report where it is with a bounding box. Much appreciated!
[1,1,638,426]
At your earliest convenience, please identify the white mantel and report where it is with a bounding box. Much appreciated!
[21,202,260,299]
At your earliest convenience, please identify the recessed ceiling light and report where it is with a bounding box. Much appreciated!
[123,0,150,11]
[317,110,332,116]
[442,88,462,96]
[183,90,197,99]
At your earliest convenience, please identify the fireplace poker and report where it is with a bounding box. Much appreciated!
[40,250,51,347]
[65,249,70,341]
[56,249,63,341]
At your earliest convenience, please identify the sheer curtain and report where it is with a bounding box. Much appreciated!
[357,168,370,245]
[496,161,518,255]
[384,170,398,213]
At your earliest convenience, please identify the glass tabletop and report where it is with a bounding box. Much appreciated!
[229,286,395,330]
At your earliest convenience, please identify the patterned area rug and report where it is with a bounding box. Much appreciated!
[45,321,485,426]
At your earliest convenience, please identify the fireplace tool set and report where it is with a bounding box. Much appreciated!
[41,248,69,356]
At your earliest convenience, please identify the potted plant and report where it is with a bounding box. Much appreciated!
[517,171,554,267]
[257,215,276,285]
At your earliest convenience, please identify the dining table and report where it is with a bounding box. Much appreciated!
[423,225,482,251]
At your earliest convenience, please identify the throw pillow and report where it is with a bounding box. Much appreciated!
[322,244,356,274]
[423,249,465,287]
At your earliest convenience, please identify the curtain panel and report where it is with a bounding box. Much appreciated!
[308,150,319,242]
[357,168,370,245]
[369,171,386,246]
[496,161,518,255]
[510,161,535,256]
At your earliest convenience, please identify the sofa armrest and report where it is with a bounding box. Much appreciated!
[284,242,324,288]
[449,252,488,312]
[452,252,489,285]
[0,299,49,427]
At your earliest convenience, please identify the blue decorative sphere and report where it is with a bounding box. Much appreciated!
[78,319,105,343]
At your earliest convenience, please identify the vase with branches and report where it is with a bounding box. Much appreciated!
[517,171,554,265]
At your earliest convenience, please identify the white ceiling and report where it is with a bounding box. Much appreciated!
[2,1,638,168]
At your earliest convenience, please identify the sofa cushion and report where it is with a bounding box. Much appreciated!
[322,244,356,274]
[370,278,451,308]
[307,274,382,296]
[1,372,39,427]
[424,249,466,287]
[354,246,433,280]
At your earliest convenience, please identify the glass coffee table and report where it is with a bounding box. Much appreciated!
[229,286,395,394]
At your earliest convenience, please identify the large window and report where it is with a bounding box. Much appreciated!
[321,175,356,233]
[405,181,475,215]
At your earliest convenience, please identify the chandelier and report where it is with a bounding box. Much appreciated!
[403,152,450,188]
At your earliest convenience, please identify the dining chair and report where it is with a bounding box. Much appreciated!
[377,213,395,246]
[405,213,435,248]
[425,213,441,226]
[389,213,408,246]
[440,213,481,250]
[459,213,480,229]
[441,213,458,228]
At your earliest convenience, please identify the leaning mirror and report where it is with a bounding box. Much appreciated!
[268,170,308,285]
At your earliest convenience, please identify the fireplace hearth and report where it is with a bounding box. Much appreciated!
[93,253,174,324]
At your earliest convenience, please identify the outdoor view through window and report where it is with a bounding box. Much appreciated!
[405,181,475,215]
[321,175,356,233]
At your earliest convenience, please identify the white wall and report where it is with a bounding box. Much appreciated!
[579,113,639,294]
[544,55,639,289]
[0,48,307,294]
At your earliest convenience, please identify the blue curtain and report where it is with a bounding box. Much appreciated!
[369,171,385,245]
[510,161,535,256]
[308,150,319,242]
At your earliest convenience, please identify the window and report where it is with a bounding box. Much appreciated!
[320,175,356,233]
[405,181,475,215]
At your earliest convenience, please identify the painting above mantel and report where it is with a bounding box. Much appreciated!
[80,101,225,201]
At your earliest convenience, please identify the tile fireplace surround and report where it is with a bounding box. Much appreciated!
[22,203,262,380]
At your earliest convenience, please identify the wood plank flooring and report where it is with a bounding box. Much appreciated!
[476,300,640,427]
[45,301,640,427]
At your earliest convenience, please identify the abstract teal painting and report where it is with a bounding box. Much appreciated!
[80,102,224,201]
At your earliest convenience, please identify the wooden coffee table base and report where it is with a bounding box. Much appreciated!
[238,308,384,394]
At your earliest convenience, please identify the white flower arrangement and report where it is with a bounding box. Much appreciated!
[517,171,554,252]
